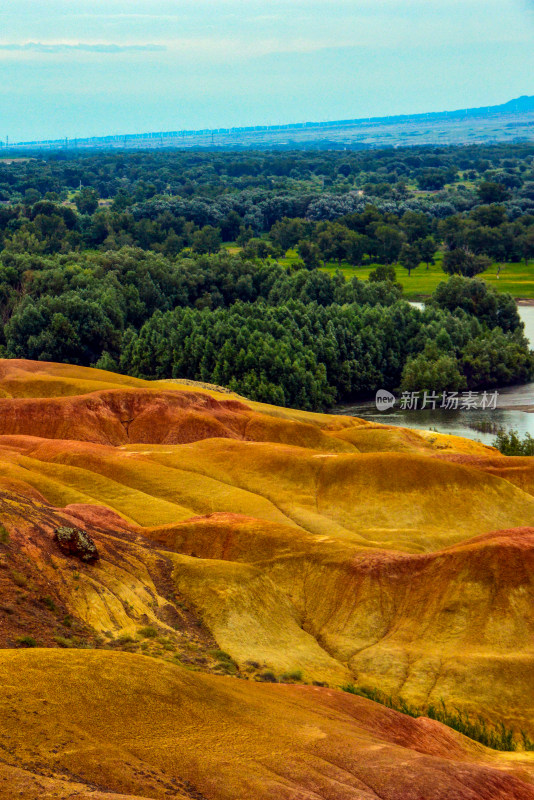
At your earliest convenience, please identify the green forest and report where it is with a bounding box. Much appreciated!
[0,142,533,409]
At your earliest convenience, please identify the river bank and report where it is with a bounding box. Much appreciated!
[334,304,534,443]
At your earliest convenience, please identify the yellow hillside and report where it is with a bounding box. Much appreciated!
[1,649,534,800]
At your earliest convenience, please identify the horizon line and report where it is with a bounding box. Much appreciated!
[4,93,533,150]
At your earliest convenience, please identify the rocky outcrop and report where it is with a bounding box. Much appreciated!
[54,526,99,562]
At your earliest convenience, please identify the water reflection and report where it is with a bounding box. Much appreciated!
[334,401,534,446]
[334,305,534,445]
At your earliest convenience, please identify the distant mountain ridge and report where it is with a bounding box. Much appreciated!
[5,94,534,151]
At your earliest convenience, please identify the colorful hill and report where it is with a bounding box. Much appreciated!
[0,359,533,798]
[2,649,534,800]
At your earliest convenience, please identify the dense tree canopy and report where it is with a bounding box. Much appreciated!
[0,246,528,410]
[0,143,531,410]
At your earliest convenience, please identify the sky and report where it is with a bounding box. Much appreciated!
[1,0,533,142]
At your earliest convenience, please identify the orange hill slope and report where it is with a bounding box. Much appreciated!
[1,649,534,800]
[0,358,533,793]
[0,357,496,454]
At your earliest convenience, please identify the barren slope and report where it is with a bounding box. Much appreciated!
[0,358,532,796]
[1,649,534,800]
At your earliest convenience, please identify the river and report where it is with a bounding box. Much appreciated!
[333,305,534,445]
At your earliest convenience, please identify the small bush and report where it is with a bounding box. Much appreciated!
[117,634,136,645]
[209,648,238,674]
[0,525,9,544]
[209,649,233,662]
[208,650,238,675]
[493,429,534,456]
[138,625,158,638]
[256,671,278,683]
[41,596,56,612]
[281,670,303,683]
[53,635,73,648]
[17,636,37,648]
[11,570,27,587]
[216,660,238,675]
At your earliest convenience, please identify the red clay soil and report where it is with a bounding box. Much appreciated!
[0,389,251,445]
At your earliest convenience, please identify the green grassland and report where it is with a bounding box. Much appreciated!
[274,249,534,300]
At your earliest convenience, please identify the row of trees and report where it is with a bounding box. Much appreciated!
[2,143,533,205]
[269,211,439,272]
[268,207,533,275]
[2,196,532,280]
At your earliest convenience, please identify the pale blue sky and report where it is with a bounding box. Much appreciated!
[1,0,533,142]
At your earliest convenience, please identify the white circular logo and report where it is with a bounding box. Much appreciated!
[375,389,395,411]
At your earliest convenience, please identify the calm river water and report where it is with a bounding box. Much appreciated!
[334,305,534,445]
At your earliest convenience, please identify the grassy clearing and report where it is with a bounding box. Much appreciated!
[224,243,534,299]
[341,684,527,751]
[320,253,534,300]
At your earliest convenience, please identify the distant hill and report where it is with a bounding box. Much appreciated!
[498,94,534,113]
[5,94,534,152]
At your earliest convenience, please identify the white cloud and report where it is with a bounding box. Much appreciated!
[0,42,165,53]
